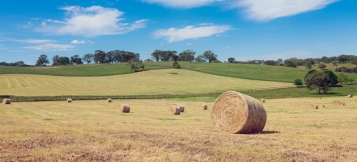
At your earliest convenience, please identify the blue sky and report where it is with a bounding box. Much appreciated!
[0,0,356,65]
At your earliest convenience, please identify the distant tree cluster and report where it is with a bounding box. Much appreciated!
[335,66,357,73]
[228,54,357,69]
[151,49,219,63]
[0,61,31,67]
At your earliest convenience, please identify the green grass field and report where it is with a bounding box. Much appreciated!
[1,97,357,161]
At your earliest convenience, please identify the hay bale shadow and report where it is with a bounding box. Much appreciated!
[260,130,280,134]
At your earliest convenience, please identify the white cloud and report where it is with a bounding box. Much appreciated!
[143,0,224,8]
[186,43,193,46]
[71,40,86,44]
[37,6,148,37]
[154,25,231,42]
[24,44,74,51]
[232,0,338,21]
[14,39,55,44]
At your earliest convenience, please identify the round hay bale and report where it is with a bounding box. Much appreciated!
[334,100,345,106]
[210,91,267,134]
[311,104,319,109]
[2,98,11,104]
[201,104,208,110]
[67,98,72,103]
[168,106,180,115]
[107,98,112,103]
[120,104,130,113]
[259,99,265,103]
[179,105,185,112]
[348,94,353,98]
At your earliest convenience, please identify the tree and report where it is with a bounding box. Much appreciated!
[284,59,297,68]
[305,71,330,94]
[178,50,195,62]
[52,55,60,66]
[35,54,49,66]
[323,70,338,86]
[70,55,83,65]
[318,63,326,70]
[338,73,349,85]
[351,58,357,67]
[58,57,70,65]
[305,62,312,69]
[228,57,236,63]
[83,54,94,64]
[172,54,181,69]
[294,79,303,87]
[128,58,144,72]
[94,50,107,64]
[202,50,217,63]
[195,55,206,62]
[276,58,283,66]
[265,60,276,66]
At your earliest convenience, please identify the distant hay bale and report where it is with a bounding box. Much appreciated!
[67,98,72,103]
[120,104,130,113]
[2,98,11,104]
[323,105,325,108]
[334,100,345,106]
[311,104,319,109]
[107,98,112,103]
[168,106,180,115]
[348,94,353,98]
[210,91,267,134]
[259,99,265,103]
[201,104,208,110]
[179,105,185,112]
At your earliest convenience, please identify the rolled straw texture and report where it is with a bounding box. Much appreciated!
[120,104,130,113]
[210,91,267,134]
[168,106,180,115]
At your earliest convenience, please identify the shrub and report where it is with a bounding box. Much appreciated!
[318,63,327,70]
[305,71,330,94]
[294,79,303,87]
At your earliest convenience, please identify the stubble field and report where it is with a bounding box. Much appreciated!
[1,97,357,161]
[0,69,291,96]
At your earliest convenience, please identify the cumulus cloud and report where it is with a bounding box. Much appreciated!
[231,0,338,21]
[24,44,74,51]
[37,6,148,37]
[143,0,224,8]
[154,25,231,42]
[71,40,86,44]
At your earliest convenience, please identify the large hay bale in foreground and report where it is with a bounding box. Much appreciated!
[311,104,319,109]
[201,104,208,110]
[348,94,353,98]
[67,98,72,103]
[211,91,267,134]
[2,98,11,104]
[120,104,130,113]
[179,105,185,112]
[107,98,112,103]
[168,106,180,115]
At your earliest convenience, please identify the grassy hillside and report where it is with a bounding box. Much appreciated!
[1,62,356,83]
[0,69,292,96]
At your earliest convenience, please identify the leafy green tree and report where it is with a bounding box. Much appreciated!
[128,58,144,72]
[304,70,316,80]
[348,77,355,84]
[318,63,326,70]
[83,54,94,64]
[284,59,297,68]
[94,50,107,64]
[294,79,303,87]
[228,57,236,63]
[202,50,217,63]
[195,55,206,62]
[305,62,312,69]
[70,55,83,65]
[323,70,338,86]
[178,50,195,62]
[305,71,330,94]
[338,73,349,85]
[35,54,49,66]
